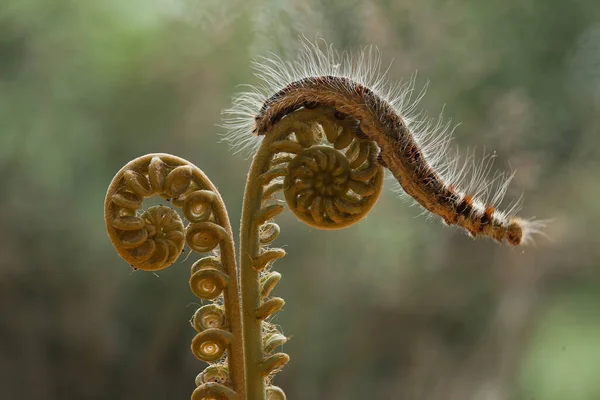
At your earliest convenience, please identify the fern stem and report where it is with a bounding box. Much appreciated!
[209,197,246,399]
[239,143,273,400]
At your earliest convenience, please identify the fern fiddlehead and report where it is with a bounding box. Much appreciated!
[104,154,245,399]
[240,106,384,399]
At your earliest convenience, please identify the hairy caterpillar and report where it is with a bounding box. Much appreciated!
[223,39,546,245]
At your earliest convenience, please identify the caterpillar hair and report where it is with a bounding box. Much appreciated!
[222,39,547,246]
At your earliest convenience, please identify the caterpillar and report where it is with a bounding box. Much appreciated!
[222,39,546,245]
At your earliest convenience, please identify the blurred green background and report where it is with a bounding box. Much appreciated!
[1,0,599,399]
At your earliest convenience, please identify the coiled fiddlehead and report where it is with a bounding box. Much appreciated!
[103,107,384,399]
[239,106,384,399]
[104,154,246,399]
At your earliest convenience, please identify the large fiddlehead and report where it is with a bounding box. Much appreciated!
[238,106,384,399]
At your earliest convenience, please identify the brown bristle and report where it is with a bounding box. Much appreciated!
[492,228,504,243]
[376,151,388,168]
[506,221,522,246]
[354,83,374,98]
[420,172,436,187]
[354,126,368,140]
[480,206,495,225]
[442,214,457,226]
[269,105,302,126]
[448,191,464,208]
[456,196,473,217]
[270,112,284,125]
[404,144,422,163]
[334,110,347,120]
[467,226,479,237]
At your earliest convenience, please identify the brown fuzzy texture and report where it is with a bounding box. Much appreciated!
[255,76,522,244]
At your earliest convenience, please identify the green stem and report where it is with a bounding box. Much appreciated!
[239,151,270,400]
[210,202,246,399]
[239,109,327,399]
[157,155,247,398]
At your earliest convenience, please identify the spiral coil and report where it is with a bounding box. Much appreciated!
[259,107,384,230]
[232,106,385,399]
[104,154,243,399]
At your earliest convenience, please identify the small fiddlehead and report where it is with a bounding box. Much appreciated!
[104,154,246,399]
[238,106,384,398]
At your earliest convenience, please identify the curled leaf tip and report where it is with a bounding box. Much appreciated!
[191,382,238,400]
[256,297,285,320]
[191,328,234,362]
[260,353,290,377]
[192,304,227,332]
[189,267,230,300]
[253,249,286,271]
[266,386,287,400]
[264,333,288,354]
[260,271,282,298]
